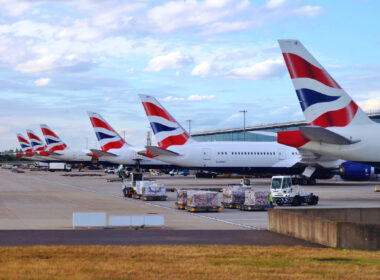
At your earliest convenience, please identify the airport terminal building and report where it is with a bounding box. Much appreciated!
[192,113,380,142]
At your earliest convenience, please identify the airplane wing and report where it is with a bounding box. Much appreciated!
[299,126,360,145]
[299,150,342,169]
[139,146,180,157]
[89,149,117,158]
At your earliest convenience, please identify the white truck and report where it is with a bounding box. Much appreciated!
[270,176,318,206]
[48,162,72,172]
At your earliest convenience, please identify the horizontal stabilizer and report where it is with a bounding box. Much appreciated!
[140,146,179,157]
[90,149,117,158]
[299,126,360,145]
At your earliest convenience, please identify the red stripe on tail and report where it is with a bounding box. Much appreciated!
[27,133,42,141]
[142,102,176,122]
[49,143,67,152]
[158,132,189,149]
[311,100,358,127]
[101,140,124,152]
[283,53,341,89]
[89,117,115,132]
[41,128,59,138]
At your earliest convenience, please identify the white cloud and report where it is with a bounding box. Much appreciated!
[226,59,284,80]
[188,94,215,101]
[191,61,212,77]
[266,0,287,9]
[161,95,216,102]
[144,51,193,72]
[15,55,58,73]
[358,93,380,112]
[225,113,241,122]
[146,0,249,33]
[34,77,51,86]
[0,0,35,17]
[293,5,323,17]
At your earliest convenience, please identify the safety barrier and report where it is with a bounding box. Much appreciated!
[73,212,165,228]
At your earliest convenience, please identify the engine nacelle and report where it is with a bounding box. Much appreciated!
[339,162,375,181]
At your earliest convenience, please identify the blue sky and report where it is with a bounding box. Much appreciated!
[1,0,380,150]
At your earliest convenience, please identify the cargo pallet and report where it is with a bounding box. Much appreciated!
[185,205,222,212]
[175,202,187,210]
[221,202,241,209]
[239,204,268,211]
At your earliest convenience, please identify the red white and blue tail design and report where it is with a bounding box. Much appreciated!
[278,40,371,127]
[88,112,127,152]
[139,94,192,149]
[16,133,33,154]
[26,129,47,152]
[40,124,68,152]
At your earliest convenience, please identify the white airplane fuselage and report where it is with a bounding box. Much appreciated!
[49,149,93,162]
[151,141,308,174]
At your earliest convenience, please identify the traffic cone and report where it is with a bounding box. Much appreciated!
[374,185,380,192]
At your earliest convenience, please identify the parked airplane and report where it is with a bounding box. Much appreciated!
[88,111,177,169]
[277,39,380,172]
[15,133,35,159]
[26,129,64,162]
[40,124,96,163]
[138,94,352,182]
[16,133,50,161]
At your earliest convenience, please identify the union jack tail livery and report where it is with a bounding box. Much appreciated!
[139,94,192,149]
[278,39,371,127]
[16,133,33,155]
[26,129,47,152]
[40,124,68,152]
[88,112,127,152]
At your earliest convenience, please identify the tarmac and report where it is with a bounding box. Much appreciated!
[0,168,378,245]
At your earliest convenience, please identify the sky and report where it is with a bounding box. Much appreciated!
[1,0,380,150]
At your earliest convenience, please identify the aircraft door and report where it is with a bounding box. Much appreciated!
[203,148,211,160]
[278,148,286,160]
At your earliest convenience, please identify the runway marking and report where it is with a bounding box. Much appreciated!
[28,175,261,230]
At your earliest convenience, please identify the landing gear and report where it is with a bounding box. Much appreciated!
[292,177,316,185]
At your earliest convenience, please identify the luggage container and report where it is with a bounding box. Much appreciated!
[186,191,221,212]
[240,190,270,211]
[222,185,250,209]
[175,189,191,210]
[135,181,167,201]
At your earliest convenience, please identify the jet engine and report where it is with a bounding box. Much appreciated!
[339,162,375,181]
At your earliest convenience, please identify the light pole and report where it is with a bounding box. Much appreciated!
[239,110,247,141]
[186,120,192,135]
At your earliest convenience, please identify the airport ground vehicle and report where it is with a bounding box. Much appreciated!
[169,169,190,176]
[122,172,143,197]
[270,176,318,206]
[122,172,166,200]
[48,162,71,172]
[104,167,117,174]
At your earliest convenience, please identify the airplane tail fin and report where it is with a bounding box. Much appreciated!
[16,133,33,154]
[26,129,47,152]
[40,124,68,152]
[139,94,192,149]
[87,112,127,152]
[278,39,372,127]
